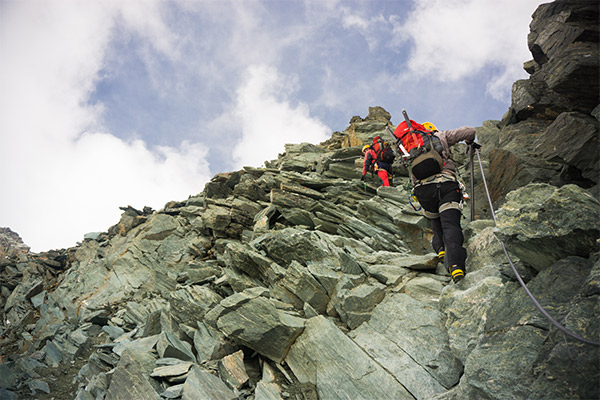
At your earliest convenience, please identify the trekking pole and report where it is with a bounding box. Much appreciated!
[469,144,475,221]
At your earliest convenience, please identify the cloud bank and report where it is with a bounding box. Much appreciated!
[394,0,543,100]
[0,1,210,251]
[231,65,331,169]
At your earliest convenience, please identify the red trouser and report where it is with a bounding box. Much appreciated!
[377,169,390,186]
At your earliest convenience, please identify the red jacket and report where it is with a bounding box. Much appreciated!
[362,148,378,175]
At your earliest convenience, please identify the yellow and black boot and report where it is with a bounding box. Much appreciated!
[437,250,445,265]
[449,265,465,283]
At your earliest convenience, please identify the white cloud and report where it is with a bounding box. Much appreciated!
[394,0,545,100]
[231,64,331,168]
[0,1,210,252]
[341,11,386,51]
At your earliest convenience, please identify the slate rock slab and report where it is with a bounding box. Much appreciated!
[495,183,599,271]
[286,315,413,400]
[351,293,462,389]
[207,288,305,363]
[181,365,236,400]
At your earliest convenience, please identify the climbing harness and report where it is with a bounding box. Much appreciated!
[409,194,422,212]
[474,147,600,347]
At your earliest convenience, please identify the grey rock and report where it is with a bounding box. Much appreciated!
[495,183,599,271]
[169,285,223,326]
[362,263,410,285]
[211,290,305,363]
[150,362,193,378]
[275,260,329,313]
[156,331,195,362]
[403,274,446,305]
[334,282,385,329]
[223,241,275,280]
[83,232,103,241]
[286,315,413,400]
[351,293,462,389]
[102,325,125,340]
[254,381,283,400]
[534,111,599,183]
[181,365,236,400]
[278,143,324,172]
[30,290,46,309]
[0,362,17,391]
[0,389,18,400]
[27,379,50,395]
[218,350,249,389]
[439,276,505,362]
[447,255,599,400]
[193,322,229,363]
[118,335,160,355]
[160,383,184,399]
[105,349,161,400]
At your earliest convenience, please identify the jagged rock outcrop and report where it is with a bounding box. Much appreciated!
[1,1,598,399]
[470,0,599,218]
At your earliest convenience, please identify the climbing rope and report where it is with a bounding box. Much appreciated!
[325,155,361,162]
[474,148,600,346]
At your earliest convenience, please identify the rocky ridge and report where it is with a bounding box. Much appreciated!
[1,1,599,399]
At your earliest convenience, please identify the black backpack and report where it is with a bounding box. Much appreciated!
[373,138,396,164]
[407,132,444,180]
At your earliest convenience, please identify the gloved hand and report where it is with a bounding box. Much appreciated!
[360,174,366,182]
[465,141,481,154]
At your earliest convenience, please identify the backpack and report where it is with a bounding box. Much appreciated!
[372,136,396,164]
[393,120,444,180]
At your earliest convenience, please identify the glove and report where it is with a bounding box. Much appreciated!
[465,141,481,154]
[360,174,366,182]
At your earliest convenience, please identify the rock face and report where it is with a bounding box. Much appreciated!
[469,0,599,218]
[1,1,598,399]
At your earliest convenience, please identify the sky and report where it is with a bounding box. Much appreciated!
[0,0,547,252]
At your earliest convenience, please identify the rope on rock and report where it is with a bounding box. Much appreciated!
[474,148,600,347]
[325,155,361,162]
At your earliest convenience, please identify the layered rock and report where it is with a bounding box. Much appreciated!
[470,0,599,217]
[0,1,598,400]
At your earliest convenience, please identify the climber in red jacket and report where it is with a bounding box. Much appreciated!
[361,138,393,187]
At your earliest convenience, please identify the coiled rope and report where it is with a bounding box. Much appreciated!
[474,148,599,346]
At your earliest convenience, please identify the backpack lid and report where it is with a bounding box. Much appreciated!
[393,120,429,139]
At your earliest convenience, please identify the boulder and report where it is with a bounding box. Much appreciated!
[181,365,236,400]
[534,111,599,184]
[105,349,160,400]
[350,293,463,390]
[286,315,414,400]
[447,254,599,400]
[495,183,599,271]
[218,350,249,389]
[206,288,305,363]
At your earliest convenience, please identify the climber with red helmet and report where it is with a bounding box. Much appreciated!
[361,136,394,187]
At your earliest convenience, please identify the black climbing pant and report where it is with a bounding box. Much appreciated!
[413,181,467,270]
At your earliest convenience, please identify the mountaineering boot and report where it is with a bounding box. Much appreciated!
[449,265,465,283]
[437,250,445,264]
